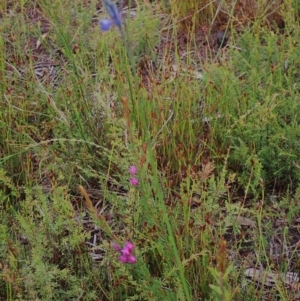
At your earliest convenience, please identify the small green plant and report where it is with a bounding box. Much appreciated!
[209,239,237,301]
[201,27,300,192]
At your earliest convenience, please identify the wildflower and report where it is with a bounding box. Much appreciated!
[130,177,139,186]
[112,241,136,264]
[99,0,122,31]
[129,165,137,175]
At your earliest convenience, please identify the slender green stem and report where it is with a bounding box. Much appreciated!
[118,27,137,117]
[117,4,190,298]
[147,145,191,301]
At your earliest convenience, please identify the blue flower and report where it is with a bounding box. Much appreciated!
[99,0,122,31]
[99,19,114,31]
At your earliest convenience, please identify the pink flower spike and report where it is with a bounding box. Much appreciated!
[113,240,137,264]
[124,241,134,252]
[127,255,137,264]
[121,248,131,256]
[129,165,138,175]
[119,254,128,263]
[130,178,139,186]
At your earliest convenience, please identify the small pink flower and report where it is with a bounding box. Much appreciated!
[112,241,137,264]
[130,178,139,186]
[119,254,128,263]
[123,241,134,253]
[129,165,138,175]
[125,254,137,264]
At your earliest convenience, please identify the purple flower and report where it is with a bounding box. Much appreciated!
[129,165,137,175]
[99,0,122,31]
[99,19,115,31]
[112,241,136,264]
[130,177,139,186]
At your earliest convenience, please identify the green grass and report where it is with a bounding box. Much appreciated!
[1,0,300,300]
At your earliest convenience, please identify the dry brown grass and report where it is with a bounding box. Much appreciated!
[214,0,285,31]
[169,0,285,32]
